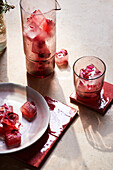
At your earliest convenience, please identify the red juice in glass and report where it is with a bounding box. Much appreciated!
[22,9,55,78]
[20,0,61,78]
[73,56,106,100]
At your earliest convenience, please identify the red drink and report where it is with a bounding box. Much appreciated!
[73,56,106,99]
[77,64,103,98]
[22,9,56,78]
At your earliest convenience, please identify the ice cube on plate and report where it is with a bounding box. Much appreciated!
[20,101,37,121]
[5,129,21,148]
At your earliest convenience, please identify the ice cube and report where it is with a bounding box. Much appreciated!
[29,10,46,27]
[20,101,37,121]
[32,39,51,58]
[77,64,103,96]
[79,64,102,79]
[40,19,55,36]
[24,22,41,40]
[32,39,45,53]
[5,129,21,148]
[55,49,68,66]
[27,10,55,37]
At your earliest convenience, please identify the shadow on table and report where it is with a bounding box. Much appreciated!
[0,155,37,170]
[27,72,66,103]
[78,102,113,152]
[0,48,8,82]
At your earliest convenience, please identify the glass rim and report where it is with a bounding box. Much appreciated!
[73,56,106,81]
[26,54,55,63]
[20,0,61,15]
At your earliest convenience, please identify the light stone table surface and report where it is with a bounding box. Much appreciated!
[0,0,113,170]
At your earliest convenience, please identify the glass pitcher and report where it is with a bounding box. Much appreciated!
[20,0,61,78]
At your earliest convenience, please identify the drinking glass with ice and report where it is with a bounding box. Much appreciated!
[73,56,106,98]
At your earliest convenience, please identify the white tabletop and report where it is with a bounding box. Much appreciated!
[0,0,113,169]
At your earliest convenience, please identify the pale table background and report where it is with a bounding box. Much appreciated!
[0,0,113,169]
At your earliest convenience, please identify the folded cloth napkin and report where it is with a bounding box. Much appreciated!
[11,96,78,168]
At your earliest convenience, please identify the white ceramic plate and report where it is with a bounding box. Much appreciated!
[0,83,50,154]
